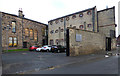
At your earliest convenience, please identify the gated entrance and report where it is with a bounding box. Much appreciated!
[66,29,70,56]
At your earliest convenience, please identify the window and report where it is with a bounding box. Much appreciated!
[9,37,17,47]
[56,39,59,45]
[87,10,91,15]
[79,13,83,17]
[34,30,38,41]
[9,37,12,47]
[30,29,33,39]
[50,21,53,25]
[12,21,16,33]
[55,20,59,24]
[50,30,54,34]
[61,29,64,32]
[25,28,29,36]
[13,37,17,47]
[79,25,84,29]
[110,30,115,38]
[66,17,69,21]
[72,14,76,19]
[60,18,63,22]
[55,30,58,33]
[87,24,92,27]
[50,40,54,45]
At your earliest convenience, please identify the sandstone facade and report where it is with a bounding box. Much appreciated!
[1,10,47,50]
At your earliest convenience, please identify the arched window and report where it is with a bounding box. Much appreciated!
[30,29,33,39]
[25,28,29,36]
[34,30,38,41]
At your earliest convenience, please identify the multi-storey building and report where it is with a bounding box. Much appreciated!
[48,6,98,46]
[48,6,116,55]
[0,10,47,50]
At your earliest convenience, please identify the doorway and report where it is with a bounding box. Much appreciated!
[23,42,27,48]
[106,37,111,51]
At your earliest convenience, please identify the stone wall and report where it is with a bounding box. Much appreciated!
[68,28,106,56]
[97,6,116,37]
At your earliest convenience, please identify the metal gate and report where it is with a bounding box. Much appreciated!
[106,37,111,51]
[66,29,70,56]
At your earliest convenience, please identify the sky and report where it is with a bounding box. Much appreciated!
[0,0,119,36]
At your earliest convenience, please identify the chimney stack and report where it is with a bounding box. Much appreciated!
[18,8,24,17]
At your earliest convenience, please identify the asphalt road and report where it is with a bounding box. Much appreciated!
[1,47,119,74]
[33,55,119,74]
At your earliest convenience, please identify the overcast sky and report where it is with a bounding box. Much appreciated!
[0,0,119,36]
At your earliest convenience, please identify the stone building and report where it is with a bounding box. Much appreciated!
[0,10,47,50]
[48,6,116,56]
[48,6,98,46]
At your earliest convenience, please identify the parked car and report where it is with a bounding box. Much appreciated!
[41,45,52,52]
[51,45,66,53]
[36,47,42,52]
[29,45,39,51]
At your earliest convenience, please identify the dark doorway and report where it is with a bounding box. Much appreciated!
[66,29,70,56]
[23,42,27,48]
[106,37,111,51]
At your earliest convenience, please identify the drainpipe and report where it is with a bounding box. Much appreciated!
[64,17,66,47]
[92,8,95,32]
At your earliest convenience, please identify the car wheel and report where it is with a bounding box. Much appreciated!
[47,49,49,52]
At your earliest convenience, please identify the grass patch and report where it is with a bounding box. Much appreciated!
[3,49,29,52]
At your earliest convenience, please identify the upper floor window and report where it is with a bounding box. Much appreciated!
[55,29,58,33]
[72,14,76,19]
[66,17,69,21]
[61,29,64,32]
[12,21,16,33]
[50,30,54,34]
[87,10,91,15]
[25,28,29,36]
[55,20,59,24]
[79,25,84,29]
[79,13,83,17]
[87,24,92,27]
[60,18,64,22]
[50,21,53,25]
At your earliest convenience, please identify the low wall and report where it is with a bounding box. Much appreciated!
[68,28,106,56]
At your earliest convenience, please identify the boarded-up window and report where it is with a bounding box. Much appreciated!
[25,28,29,36]
[34,30,38,41]
[12,22,16,33]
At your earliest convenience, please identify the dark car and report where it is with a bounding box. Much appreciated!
[29,45,39,51]
[51,45,66,53]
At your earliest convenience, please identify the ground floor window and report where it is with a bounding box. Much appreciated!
[50,40,54,45]
[9,37,17,47]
